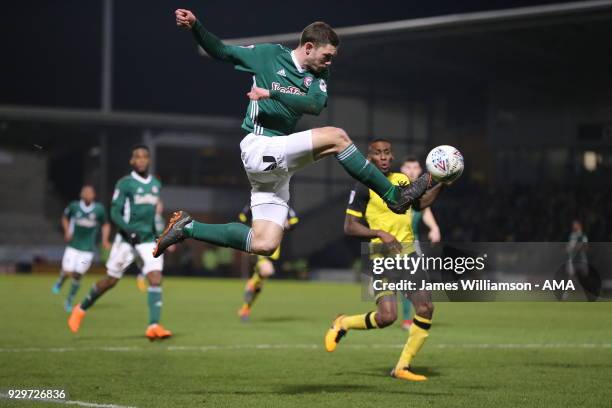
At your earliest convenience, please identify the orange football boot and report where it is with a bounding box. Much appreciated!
[68,304,86,333]
[145,323,173,341]
[391,366,427,382]
[324,315,347,352]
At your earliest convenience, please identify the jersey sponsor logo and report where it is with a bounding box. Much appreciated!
[271,82,305,96]
[75,218,97,228]
[134,194,159,205]
[276,69,287,77]
[304,76,313,88]
[319,79,327,93]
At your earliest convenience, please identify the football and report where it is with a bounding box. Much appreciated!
[426,145,464,183]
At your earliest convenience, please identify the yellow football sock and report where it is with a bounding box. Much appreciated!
[341,312,378,330]
[247,271,263,288]
[395,315,432,370]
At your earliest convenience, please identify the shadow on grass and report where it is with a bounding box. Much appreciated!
[343,366,441,379]
[192,383,453,396]
[253,315,314,323]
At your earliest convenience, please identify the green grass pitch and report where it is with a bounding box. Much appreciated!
[1,274,611,407]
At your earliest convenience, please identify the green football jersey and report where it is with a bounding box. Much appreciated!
[235,44,329,136]
[111,171,162,244]
[63,200,107,252]
[411,209,423,239]
[191,21,330,137]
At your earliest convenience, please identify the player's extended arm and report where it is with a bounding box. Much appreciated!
[101,223,112,249]
[191,20,236,62]
[422,207,441,243]
[61,216,71,242]
[414,183,445,211]
[110,188,131,234]
[269,87,327,115]
[343,214,383,240]
[176,9,240,63]
[344,214,402,253]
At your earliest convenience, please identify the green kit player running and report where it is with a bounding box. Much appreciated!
[68,145,172,340]
[52,185,111,312]
[154,8,432,259]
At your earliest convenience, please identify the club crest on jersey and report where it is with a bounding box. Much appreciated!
[304,76,313,88]
[152,186,159,194]
[319,79,327,93]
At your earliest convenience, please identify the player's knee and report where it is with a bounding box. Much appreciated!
[415,302,434,319]
[331,127,351,151]
[72,274,82,282]
[375,309,397,328]
[258,262,275,277]
[250,242,278,257]
[96,276,119,292]
[147,272,162,286]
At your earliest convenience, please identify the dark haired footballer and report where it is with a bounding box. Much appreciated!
[326,139,445,382]
[153,8,433,263]
[68,145,172,340]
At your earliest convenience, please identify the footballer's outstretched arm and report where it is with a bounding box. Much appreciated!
[344,214,402,253]
[176,8,232,62]
[61,215,71,242]
[177,8,263,67]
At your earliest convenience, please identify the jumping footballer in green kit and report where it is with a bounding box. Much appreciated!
[154,8,433,262]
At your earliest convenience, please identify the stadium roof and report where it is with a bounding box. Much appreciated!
[205,0,612,95]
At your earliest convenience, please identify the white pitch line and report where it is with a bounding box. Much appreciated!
[0,343,610,353]
[0,393,137,408]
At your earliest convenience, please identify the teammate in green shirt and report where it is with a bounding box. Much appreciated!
[52,185,111,312]
[153,8,433,260]
[68,145,172,340]
[400,157,441,330]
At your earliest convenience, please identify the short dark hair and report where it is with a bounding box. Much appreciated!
[403,156,420,164]
[300,22,339,47]
[369,138,391,146]
[131,144,150,155]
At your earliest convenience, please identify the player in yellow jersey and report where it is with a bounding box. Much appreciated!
[324,139,446,382]
[237,203,299,321]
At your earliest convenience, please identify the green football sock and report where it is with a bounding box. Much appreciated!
[401,296,412,321]
[54,271,67,289]
[147,287,163,325]
[66,278,81,305]
[336,144,399,204]
[80,284,102,310]
[184,221,252,252]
